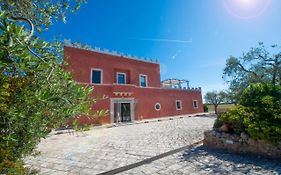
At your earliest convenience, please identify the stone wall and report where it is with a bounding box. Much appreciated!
[203,130,281,159]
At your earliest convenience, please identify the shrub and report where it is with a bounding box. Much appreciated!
[203,104,208,112]
[240,83,281,109]
[219,83,281,144]
[213,117,223,130]
[0,144,25,175]
[219,105,252,134]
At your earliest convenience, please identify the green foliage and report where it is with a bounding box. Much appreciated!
[240,83,281,109]
[72,119,92,132]
[219,83,281,144]
[0,0,87,32]
[219,105,251,134]
[0,144,25,175]
[203,104,208,112]
[213,117,223,130]
[223,43,281,103]
[0,1,101,173]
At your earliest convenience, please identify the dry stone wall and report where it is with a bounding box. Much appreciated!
[204,130,281,159]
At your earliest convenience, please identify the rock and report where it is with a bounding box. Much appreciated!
[218,123,234,133]
[225,139,234,144]
[204,130,281,159]
[240,132,249,140]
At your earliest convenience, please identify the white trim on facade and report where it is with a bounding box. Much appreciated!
[176,100,182,110]
[139,74,148,87]
[116,72,126,84]
[76,81,201,92]
[90,68,103,84]
[110,98,135,123]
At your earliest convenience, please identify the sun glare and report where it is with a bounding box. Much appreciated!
[237,0,256,6]
[223,0,271,19]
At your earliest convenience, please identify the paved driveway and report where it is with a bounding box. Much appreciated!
[25,115,281,175]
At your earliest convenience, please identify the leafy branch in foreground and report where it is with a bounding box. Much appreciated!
[0,0,87,32]
[0,1,107,173]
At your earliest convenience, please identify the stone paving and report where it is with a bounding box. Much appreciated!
[121,145,281,175]
[24,115,281,175]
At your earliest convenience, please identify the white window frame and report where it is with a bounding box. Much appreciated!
[116,72,126,84]
[193,100,198,109]
[90,68,103,84]
[176,100,182,110]
[139,74,148,87]
[154,102,161,111]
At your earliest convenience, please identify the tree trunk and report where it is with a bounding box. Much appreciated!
[271,59,278,85]
[214,105,218,115]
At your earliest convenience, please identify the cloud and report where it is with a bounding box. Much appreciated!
[131,38,193,44]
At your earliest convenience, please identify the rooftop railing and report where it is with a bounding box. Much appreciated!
[161,86,202,91]
[64,39,159,64]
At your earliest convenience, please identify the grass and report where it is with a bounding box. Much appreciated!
[206,104,235,112]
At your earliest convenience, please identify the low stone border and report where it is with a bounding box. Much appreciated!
[133,112,211,125]
[203,130,281,160]
[50,113,212,135]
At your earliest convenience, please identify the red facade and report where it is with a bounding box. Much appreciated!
[64,45,204,124]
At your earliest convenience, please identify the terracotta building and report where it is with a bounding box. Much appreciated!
[64,42,204,124]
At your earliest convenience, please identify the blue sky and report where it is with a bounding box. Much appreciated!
[42,0,281,96]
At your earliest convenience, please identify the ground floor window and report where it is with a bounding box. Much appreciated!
[176,100,182,110]
[155,103,161,111]
[193,100,198,108]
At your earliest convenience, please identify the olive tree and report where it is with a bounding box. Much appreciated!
[204,91,228,114]
[0,1,107,174]
[223,43,281,102]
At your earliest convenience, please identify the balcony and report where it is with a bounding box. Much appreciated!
[161,78,201,91]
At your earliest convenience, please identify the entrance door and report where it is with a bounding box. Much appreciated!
[113,103,120,123]
[111,99,134,123]
[121,103,131,122]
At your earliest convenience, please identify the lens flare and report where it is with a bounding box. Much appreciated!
[222,0,271,19]
[237,0,256,7]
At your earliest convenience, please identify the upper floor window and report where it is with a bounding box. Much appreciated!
[176,100,182,110]
[193,100,198,108]
[139,74,148,87]
[91,69,102,84]
[117,72,126,84]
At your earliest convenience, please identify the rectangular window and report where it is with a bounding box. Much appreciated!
[91,69,102,84]
[176,100,182,110]
[139,74,147,87]
[193,100,198,108]
[117,72,126,84]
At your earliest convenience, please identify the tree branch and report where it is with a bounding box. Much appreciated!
[237,62,259,78]
[12,16,34,41]
[15,38,47,64]
[47,67,54,82]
